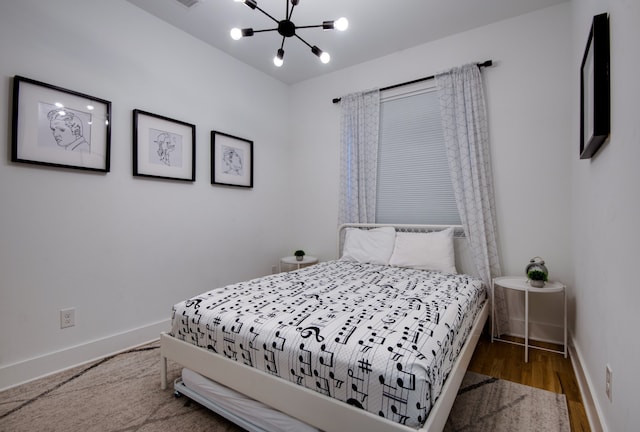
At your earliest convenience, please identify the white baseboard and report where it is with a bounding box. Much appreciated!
[569,334,605,432]
[0,319,170,391]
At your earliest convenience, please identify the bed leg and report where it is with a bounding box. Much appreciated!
[160,355,167,390]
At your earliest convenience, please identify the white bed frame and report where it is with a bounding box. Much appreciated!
[160,224,488,432]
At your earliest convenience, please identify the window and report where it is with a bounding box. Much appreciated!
[375,85,460,225]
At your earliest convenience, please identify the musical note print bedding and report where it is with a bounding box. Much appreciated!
[170,260,486,428]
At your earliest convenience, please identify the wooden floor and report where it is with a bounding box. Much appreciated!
[467,334,591,432]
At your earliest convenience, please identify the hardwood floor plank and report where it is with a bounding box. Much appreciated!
[467,334,591,432]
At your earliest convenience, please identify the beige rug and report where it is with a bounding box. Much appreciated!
[444,372,570,431]
[0,342,569,432]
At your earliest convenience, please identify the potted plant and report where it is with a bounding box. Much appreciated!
[294,250,305,262]
[525,256,548,288]
[527,269,548,288]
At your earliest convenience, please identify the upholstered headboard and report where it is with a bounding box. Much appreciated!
[337,223,478,278]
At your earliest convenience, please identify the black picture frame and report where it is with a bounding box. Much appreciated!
[580,13,610,159]
[11,75,111,172]
[132,109,196,181]
[211,130,253,188]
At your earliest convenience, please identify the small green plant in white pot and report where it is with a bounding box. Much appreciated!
[527,269,548,288]
[526,256,549,287]
[294,250,305,261]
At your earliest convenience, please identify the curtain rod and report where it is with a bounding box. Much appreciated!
[331,60,493,104]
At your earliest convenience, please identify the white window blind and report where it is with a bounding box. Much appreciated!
[376,88,461,225]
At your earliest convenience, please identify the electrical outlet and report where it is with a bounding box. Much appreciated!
[60,308,75,329]
[605,364,612,402]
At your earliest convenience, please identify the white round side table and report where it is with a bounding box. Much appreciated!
[279,255,318,272]
[491,276,567,362]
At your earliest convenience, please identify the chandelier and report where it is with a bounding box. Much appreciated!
[230,0,348,67]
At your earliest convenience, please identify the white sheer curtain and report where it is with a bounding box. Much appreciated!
[338,89,380,225]
[435,64,509,336]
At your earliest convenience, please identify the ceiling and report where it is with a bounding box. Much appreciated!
[127,0,566,85]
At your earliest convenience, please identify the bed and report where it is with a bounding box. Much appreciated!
[160,223,489,432]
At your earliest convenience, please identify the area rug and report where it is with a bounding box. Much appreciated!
[444,372,570,432]
[0,342,569,432]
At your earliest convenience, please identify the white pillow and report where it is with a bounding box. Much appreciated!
[340,227,396,265]
[388,228,457,273]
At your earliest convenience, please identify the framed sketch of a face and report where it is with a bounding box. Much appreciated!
[133,109,196,181]
[11,76,111,172]
[211,131,253,188]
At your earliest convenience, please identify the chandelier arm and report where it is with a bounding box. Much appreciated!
[253,5,280,25]
[294,34,312,49]
[252,28,279,34]
[287,2,296,21]
[279,36,286,50]
[294,24,325,30]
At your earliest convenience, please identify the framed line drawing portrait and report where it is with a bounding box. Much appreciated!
[133,109,196,181]
[211,131,253,188]
[580,12,610,159]
[11,75,111,172]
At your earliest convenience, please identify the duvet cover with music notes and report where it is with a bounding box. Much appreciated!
[170,260,486,428]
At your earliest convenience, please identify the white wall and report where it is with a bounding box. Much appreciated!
[290,4,573,342]
[0,0,293,389]
[570,1,640,431]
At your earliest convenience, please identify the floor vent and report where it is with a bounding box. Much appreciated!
[176,0,201,8]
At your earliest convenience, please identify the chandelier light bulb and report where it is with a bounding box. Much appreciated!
[243,0,258,9]
[311,45,331,64]
[273,49,284,67]
[334,17,349,31]
[230,27,242,40]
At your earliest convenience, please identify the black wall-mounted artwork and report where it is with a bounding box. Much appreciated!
[580,13,610,159]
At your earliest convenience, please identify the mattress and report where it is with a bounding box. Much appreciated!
[170,260,486,428]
